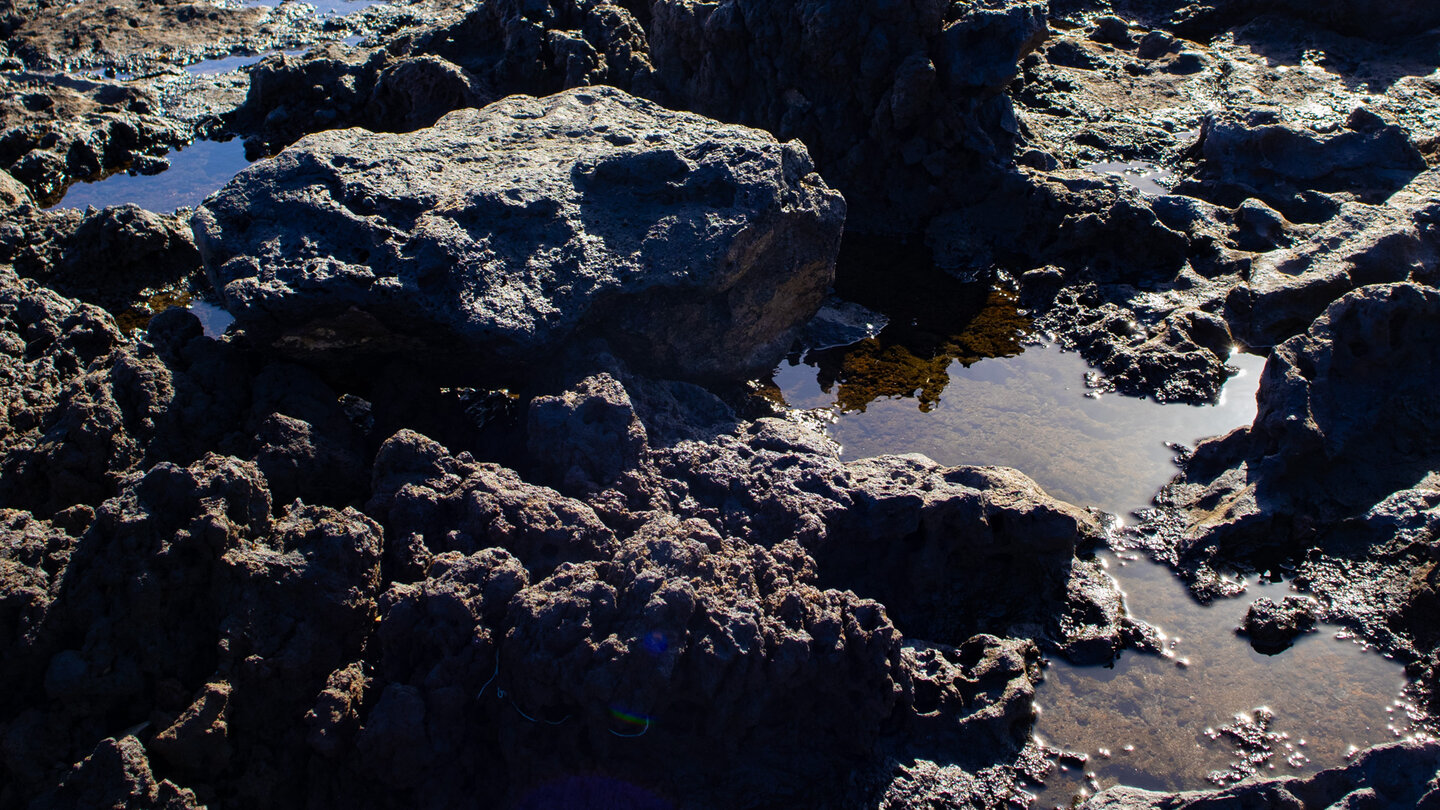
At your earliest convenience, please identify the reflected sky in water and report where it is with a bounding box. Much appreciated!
[48,139,252,213]
[1032,553,1419,806]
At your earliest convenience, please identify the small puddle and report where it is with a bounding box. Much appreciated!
[189,301,237,337]
[1086,161,1175,196]
[47,139,252,213]
[1031,553,1426,807]
[184,35,364,76]
[774,342,1263,516]
[245,0,387,15]
[767,246,1426,805]
[116,287,236,338]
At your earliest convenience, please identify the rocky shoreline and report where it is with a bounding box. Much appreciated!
[2,1,1440,808]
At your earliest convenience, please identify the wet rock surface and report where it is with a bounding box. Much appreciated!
[2,0,1440,807]
[1238,595,1318,654]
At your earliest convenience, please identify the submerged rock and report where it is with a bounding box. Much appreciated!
[195,86,844,380]
[1237,595,1318,654]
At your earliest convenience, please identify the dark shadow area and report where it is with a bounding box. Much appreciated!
[778,236,1032,414]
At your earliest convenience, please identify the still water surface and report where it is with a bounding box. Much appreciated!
[772,292,1421,806]
[48,139,252,213]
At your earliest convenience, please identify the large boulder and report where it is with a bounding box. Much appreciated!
[1157,283,1440,592]
[194,86,845,380]
[647,0,1048,232]
[1252,283,1440,514]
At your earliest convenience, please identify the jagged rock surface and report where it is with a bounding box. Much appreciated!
[195,86,844,380]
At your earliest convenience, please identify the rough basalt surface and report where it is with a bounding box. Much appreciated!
[1237,595,1318,654]
[6,0,1440,807]
[194,86,845,380]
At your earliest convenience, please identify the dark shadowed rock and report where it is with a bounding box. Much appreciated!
[927,168,1190,280]
[1137,0,1440,43]
[1238,595,1318,653]
[494,515,904,805]
[0,310,253,515]
[0,509,73,713]
[0,204,202,317]
[1253,283,1440,513]
[0,267,122,465]
[648,0,1047,233]
[30,735,202,810]
[1224,170,1440,350]
[195,86,844,380]
[527,372,648,495]
[1158,283,1440,596]
[368,429,618,581]
[355,549,524,798]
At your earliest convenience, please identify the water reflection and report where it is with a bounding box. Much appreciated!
[769,255,1423,805]
[48,139,252,213]
[1032,554,1422,806]
[776,345,1265,516]
[1086,161,1176,196]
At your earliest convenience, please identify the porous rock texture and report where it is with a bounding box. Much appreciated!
[0,71,188,204]
[194,86,845,380]
[9,0,1440,807]
[0,203,203,315]
[227,0,1049,236]
[1237,595,1317,654]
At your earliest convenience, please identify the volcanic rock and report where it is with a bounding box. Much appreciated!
[1225,169,1440,350]
[1237,595,1318,653]
[367,428,618,581]
[0,266,122,464]
[29,735,202,810]
[194,86,845,380]
[1177,109,1427,223]
[0,72,187,203]
[1159,283,1440,589]
[0,204,203,316]
[647,0,1048,231]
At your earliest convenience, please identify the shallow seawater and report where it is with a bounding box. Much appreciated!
[189,301,236,337]
[1086,161,1175,196]
[771,276,1424,805]
[116,287,235,338]
[1030,554,1424,807]
[48,139,251,213]
[774,343,1265,516]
